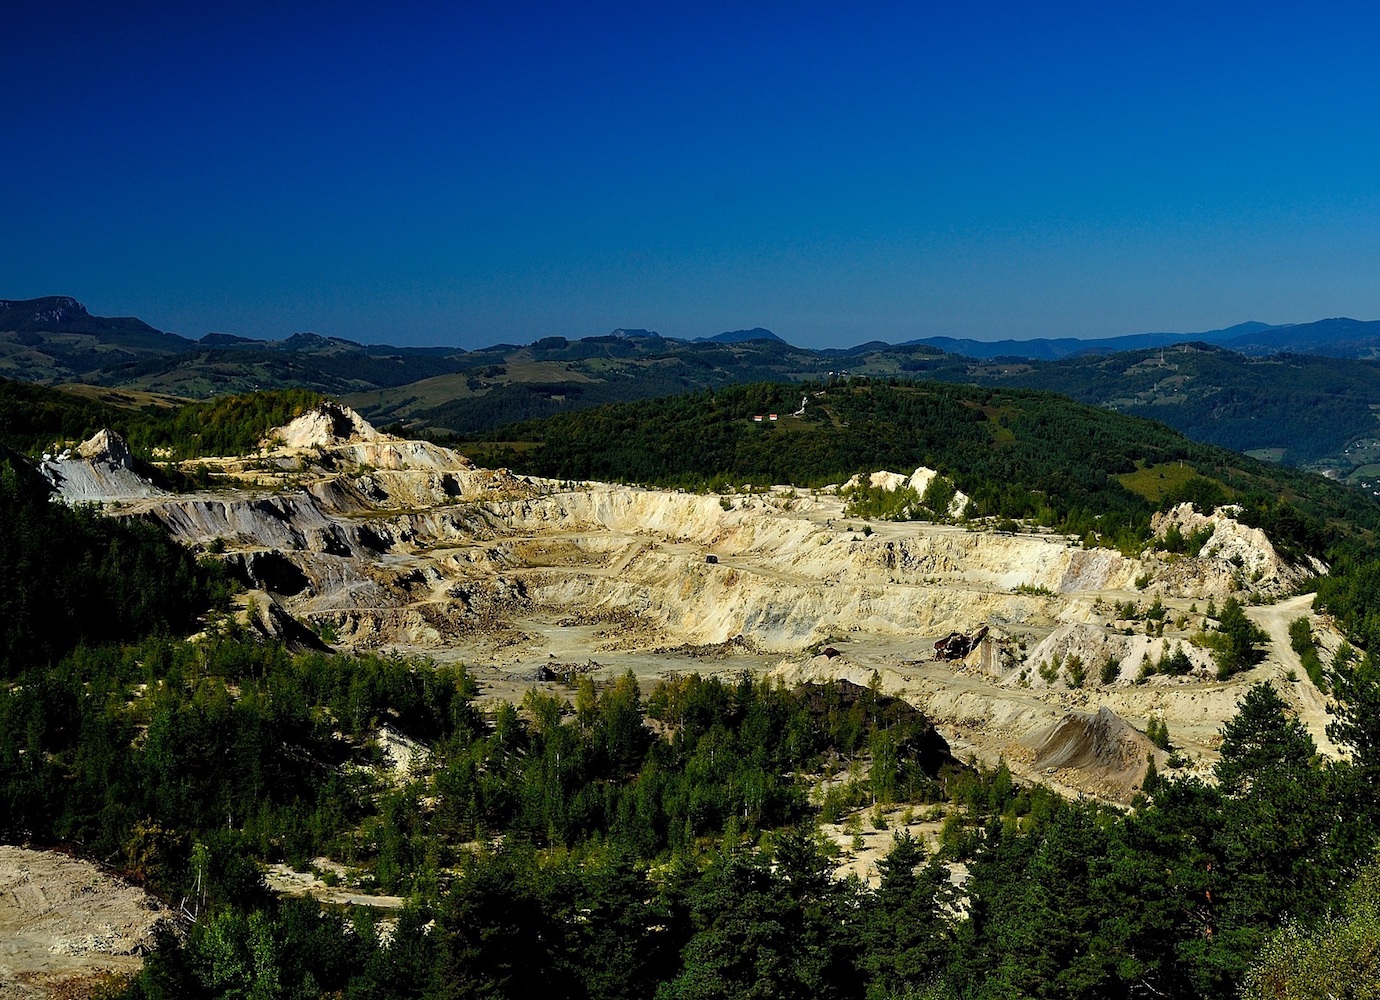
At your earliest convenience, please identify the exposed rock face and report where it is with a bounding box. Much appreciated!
[223,550,313,596]
[265,402,487,472]
[905,467,971,518]
[145,494,359,554]
[270,401,383,449]
[1021,622,1214,688]
[114,462,1316,663]
[242,589,331,652]
[850,470,910,491]
[842,467,971,518]
[76,428,136,468]
[1147,502,1319,598]
[51,403,1334,804]
[39,429,161,502]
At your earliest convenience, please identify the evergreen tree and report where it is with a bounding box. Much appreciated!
[861,831,952,996]
[1182,684,1341,999]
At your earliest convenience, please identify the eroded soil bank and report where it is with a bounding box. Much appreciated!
[0,847,171,1000]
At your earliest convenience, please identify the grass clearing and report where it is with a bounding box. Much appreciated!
[1117,462,1210,503]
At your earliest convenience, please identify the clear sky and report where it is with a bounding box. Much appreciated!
[5,1,1380,348]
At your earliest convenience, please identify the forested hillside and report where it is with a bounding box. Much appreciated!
[459,380,1379,550]
[0,378,322,458]
[985,345,1380,466]
[11,298,1380,474]
[6,377,1380,997]
[9,373,1372,553]
[0,456,231,673]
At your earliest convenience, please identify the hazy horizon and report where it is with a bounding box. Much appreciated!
[9,293,1311,351]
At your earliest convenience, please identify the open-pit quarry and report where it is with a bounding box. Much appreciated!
[43,402,1344,805]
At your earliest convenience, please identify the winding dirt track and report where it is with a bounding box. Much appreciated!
[1247,593,1342,755]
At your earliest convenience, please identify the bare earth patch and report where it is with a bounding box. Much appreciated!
[62,413,1345,805]
[263,861,406,910]
[0,847,171,1000]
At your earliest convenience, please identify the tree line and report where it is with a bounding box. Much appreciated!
[456,379,1376,554]
[2,577,1378,996]
[0,378,322,459]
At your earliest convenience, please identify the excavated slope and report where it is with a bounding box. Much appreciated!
[0,847,171,999]
[39,429,161,502]
[47,405,1339,802]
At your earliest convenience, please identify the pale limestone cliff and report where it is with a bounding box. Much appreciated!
[39,429,161,502]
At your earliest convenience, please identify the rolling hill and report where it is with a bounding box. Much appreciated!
[10,296,1380,481]
[454,379,1380,548]
[975,344,1380,473]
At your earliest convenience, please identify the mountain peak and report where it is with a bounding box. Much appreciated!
[199,332,258,347]
[697,327,786,345]
[0,295,90,328]
[281,332,333,349]
[0,295,181,348]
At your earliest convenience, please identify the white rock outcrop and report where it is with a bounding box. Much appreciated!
[259,402,486,479]
[841,466,971,519]
[76,428,136,468]
[269,402,383,449]
[39,429,162,502]
[1147,502,1318,597]
[906,467,971,519]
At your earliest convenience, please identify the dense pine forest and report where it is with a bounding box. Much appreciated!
[5,600,1380,998]
[0,378,322,459]
[0,456,233,673]
[6,381,1380,997]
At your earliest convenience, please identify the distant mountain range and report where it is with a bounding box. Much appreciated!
[694,327,788,345]
[8,295,1380,478]
[8,294,1380,361]
[899,322,1274,360]
[899,319,1380,361]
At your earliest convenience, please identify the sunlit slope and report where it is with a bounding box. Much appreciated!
[461,380,1380,545]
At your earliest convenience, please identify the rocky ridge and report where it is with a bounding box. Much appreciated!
[38,428,161,502]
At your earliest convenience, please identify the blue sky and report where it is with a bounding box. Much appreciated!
[5,1,1380,348]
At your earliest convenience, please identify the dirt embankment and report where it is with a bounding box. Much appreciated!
[0,847,171,1000]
